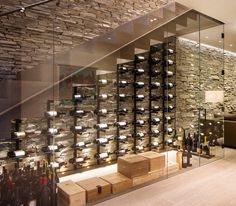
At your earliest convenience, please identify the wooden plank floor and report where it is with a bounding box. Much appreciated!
[95,149,236,206]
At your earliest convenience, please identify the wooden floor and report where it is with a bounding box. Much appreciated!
[95,149,236,206]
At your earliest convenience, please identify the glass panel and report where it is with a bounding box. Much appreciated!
[199,15,224,166]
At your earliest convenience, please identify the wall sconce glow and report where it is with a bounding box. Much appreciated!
[205,91,224,103]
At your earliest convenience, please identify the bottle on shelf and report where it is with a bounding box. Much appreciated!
[95,136,113,146]
[117,94,132,102]
[192,132,198,152]
[135,120,145,127]
[69,156,90,165]
[163,48,174,55]
[151,117,161,125]
[72,141,91,150]
[70,110,91,118]
[164,94,175,101]
[117,65,131,74]
[150,95,161,101]
[98,94,113,101]
[164,105,175,112]
[202,136,209,156]
[38,173,51,206]
[136,132,145,140]
[94,123,110,131]
[182,129,187,150]
[151,129,161,137]
[12,131,26,139]
[114,121,128,129]
[151,105,161,113]
[165,128,173,135]
[134,94,145,101]
[73,94,91,102]
[133,81,145,89]
[95,109,113,116]
[72,126,91,133]
[186,133,192,167]
[7,150,26,158]
[135,146,144,153]
[150,69,161,77]
[116,135,129,143]
[44,111,65,118]
[149,141,159,149]
[115,148,129,156]
[41,144,66,153]
[149,57,162,65]
[164,70,174,78]
[164,59,174,66]
[98,79,109,86]
[95,152,111,161]
[133,107,145,114]
[116,108,129,115]
[117,80,131,88]
[133,68,145,75]
[165,116,173,124]
[209,139,216,156]
[164,82,175,89]
[150,82,161,89]
[135,55,147,63]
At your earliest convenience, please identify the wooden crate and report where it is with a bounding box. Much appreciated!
[76,177,111,203]
[57,180,86,206]
[118,155,149,178]
[164,161,179,175]
[132,169,164,186]
[139,151,165,171]
[101,172,132,194]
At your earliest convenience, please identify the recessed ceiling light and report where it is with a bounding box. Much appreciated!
[230,44,233,47]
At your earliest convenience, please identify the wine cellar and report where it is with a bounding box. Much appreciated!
[0,1,227,206]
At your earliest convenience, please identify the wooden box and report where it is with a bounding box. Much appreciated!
[132,169,164,186]
[139,151,165,171]
[118,155,149,178]
[164,161,179,175]
[57,180,86,206]
[101,172,132,194]
[76,177,111,203]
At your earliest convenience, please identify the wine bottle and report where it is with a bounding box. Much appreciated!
[134,94,145,101]
[44,111,65,118]
[150,82,161,89]
[135,55,147,63]
[98,79,109,86]
[186,133,193,152]
[164,59,174,66]
[116,108,129,115]
[117,65,131,74]
[95,109,113,116]
[27,181,37,206]
[69,156,89,165]
[165,128,173,135]
[135,146,144,153]
[150,69,161,77]
[73,94,90,102]
[117,135,129,143]
[209,139,216,156]
[98,94,113,100]
[164,105,175,112]
[13,131,26,139]
[133,81,145,89]
[133,107,145,114]
[149,57,162,65]
[151,129,160,137]
[151,105,161,113]
[182,149,188,168]
[163,48,174,55]
[70,110,90,118]
[136,132,145,140]
[117,80,130,88]
[116,149,129,156]
[135,120,145,127]
[164,70,174,77]
[73,126,91,133]
[41,144,65,153]
[95,136,113,146]
[95,152,110,161]
[47,128,59,135]
[38,175,51,206]
[117,94,131,101]
[7,150,26,158]
[114,121,128,129]
[150,142,159,148]
[192,132,198,152]
[182,129,187,150]
[164,94,175,101]
[165,116,173,124]
[72,141,91,150]
[150,95,161,101]
[94,123,109,131]
[133,68,145,75]
[151,118,161,125]
[164,82,175,89]
[202,136,209,155]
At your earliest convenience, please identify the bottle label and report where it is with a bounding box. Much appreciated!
[77,142,85,147]
[75,126,83,130]
[14,131,26,138]
[183,156,187,164]
[15,150,25,157]
[48,128,58,135]
[28,200,37,206]
[99,153,108,159]
[47,111,57,117]
[48,145,58,151]
[99,123,108,129]
[76,157,84,163]
[119,136,127,140]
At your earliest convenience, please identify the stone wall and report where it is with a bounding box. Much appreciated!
[0,0,171,77]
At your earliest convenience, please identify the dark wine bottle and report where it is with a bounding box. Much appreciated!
[134,94,145,101]
[133,81,145,89]
[73,94,91,102]
[47,127,59,135]
[164,94,175,101]
[133,68,145,75]
[135,146,144,153]
[133,107,145,114]
[135,55,147,63]
[135,120,145,127]
[94,123,109,131]
[164,105,175,112]
[98,79,109,86]
[114,121,128,129]
[116,108,129,115]
[149,57,162,65]
[151,105,161,113]
[44,111,65,118]
[117,65,131,74]
[73,126,91,133]
[95,136,113,146]
[150,69,161,77]
[94,109,112,116]
[192,132,198,152]
[95,152,110,161]
[164,70,174,77]
[70,110,90,118]
[151,117,161,125]
[13,131,26,139]
[136,132,145,140]
[7,150,26,158]
[164,59,174,66]
[38,176,51,206]
[116,149,129,156]
[117,94,131,101]
[163,48,174,55]
[117,135,129,143]
[165,128,173,135]
[69,156,89,165]
[164,82,175,89]
[182,149,188,168]
[151,129,160,137]
[72,141,91,150]
[150,82,161,89]
[98,94,113,101]
[117,80,130,88]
